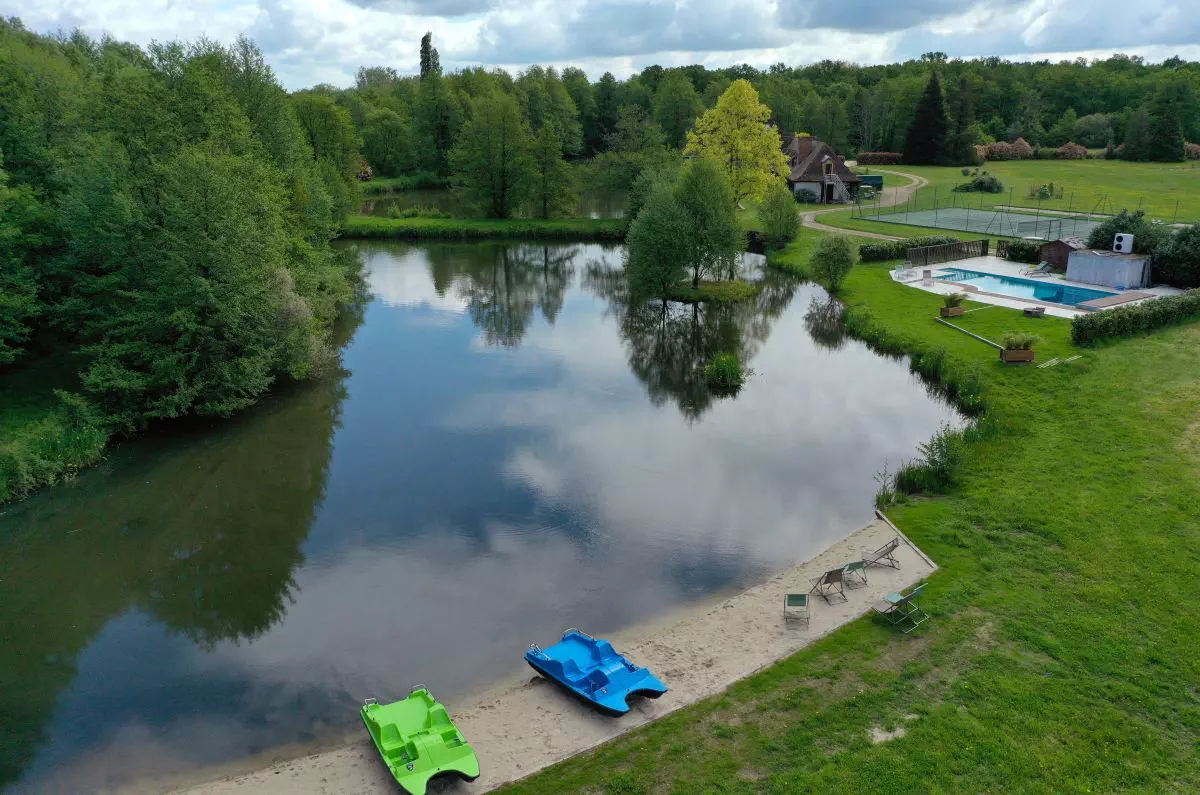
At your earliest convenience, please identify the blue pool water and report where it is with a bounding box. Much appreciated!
[937,268,1115,306]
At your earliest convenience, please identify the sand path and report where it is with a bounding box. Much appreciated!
[800,169,929,240]
[169,515,936,795]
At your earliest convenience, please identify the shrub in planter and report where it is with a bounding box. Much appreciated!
[1000,331,1039,363]
[940,292,968,317]
[1057,141,1088,159]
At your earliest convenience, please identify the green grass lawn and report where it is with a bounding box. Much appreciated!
[860,160,1200,223]
[500,227,1200,793]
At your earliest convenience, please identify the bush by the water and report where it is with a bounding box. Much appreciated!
[704,352,744,393]
[386,204,452,219]
[859,235,961,262]
[856,152,902,166]
[890,423,966,498]
[758,180,801,245]
[998,239,1041,264]
[809,235,856,293]
[1071,289,1200,344]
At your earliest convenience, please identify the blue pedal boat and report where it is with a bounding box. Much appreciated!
[525,628,667,716]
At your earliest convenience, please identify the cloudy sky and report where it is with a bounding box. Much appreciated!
[11,0,1199,90]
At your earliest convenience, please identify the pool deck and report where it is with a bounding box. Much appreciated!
[891,256,1181,319]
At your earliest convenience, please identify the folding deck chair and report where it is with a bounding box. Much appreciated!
[783,593,810,626]
[863,537,901,569]
[809,567,847,604]
[871,583,930,633]
[842,560,868,588]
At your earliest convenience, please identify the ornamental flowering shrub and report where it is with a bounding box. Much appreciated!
[1057,141,1088,159]
[856,151,903,165]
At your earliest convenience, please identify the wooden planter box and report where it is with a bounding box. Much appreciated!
[940,306,965,318]
[1001,348,1036,364]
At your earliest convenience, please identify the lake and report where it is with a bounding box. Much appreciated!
[0,241,959,793]
[361,188,628,219]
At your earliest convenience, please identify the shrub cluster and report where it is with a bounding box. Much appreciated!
[859,235,961,262]
[997,239,1041,264]
[1071,289,1200,344]
[1185,142,1200,160]
[343,216,626,241]
[1057,141,1088,159]
[953,173,1004,193]
[982,138,1036,161]
[856,152,902,166]
[704,352,744,393]
[1154,226,1200,289]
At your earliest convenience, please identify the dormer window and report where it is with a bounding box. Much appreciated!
[823,161,833,176]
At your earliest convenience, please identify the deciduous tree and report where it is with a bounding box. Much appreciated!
[684,79,789,205]
[449,90,534,218]
[653,71,702,149]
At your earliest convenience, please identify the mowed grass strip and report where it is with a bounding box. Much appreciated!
[342,215,626,241]
[500,228,1200,793]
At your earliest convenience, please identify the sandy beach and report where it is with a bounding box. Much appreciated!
[160,514,935,795]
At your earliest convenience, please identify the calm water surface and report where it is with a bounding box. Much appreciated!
[0,242,958,793]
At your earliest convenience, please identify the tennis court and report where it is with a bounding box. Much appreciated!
[857,206,1104,239]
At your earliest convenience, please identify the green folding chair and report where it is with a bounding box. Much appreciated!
[871,583,929,633]
[783,593,810,626]
[842,560,868,588]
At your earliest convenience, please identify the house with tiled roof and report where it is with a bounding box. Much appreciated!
[783,134,860,203]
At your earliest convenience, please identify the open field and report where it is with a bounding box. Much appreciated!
[495,226,1200,793]
[855,160,1200,223]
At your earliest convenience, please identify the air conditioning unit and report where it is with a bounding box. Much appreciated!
[1113,233,1134,254]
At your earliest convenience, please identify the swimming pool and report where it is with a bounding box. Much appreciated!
[936,268,1116,307]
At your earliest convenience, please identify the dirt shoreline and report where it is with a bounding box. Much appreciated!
[159,516,935,795]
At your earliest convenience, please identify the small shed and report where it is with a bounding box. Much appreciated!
[1038,237,1085,270]
[1066,249,1151,289]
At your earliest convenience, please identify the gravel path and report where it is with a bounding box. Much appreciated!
[800,169,929,240]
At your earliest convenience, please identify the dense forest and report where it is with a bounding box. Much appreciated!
[0,20,362,423]
[339,40,1200,186]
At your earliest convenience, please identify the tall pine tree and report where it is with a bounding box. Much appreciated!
[1147,83,1186,162]
[904,72,950,165]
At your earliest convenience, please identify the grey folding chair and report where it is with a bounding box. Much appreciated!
[809,567,847,604]
[863,537,901,569]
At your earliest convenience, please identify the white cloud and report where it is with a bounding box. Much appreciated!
[4,0,1194,89]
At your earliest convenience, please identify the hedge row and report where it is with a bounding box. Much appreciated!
[1071,289,1200,344]
[856,152,902,166]
[342,216,626,242]
[998,238,1041,264]
[859,235,961,262]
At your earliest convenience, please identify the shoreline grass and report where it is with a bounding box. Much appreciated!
[498,226,1200,793]
[360,173,451,195]
[665,279,758,303]
[342,215,626,242]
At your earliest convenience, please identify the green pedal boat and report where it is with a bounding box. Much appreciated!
[360,687,480,795]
